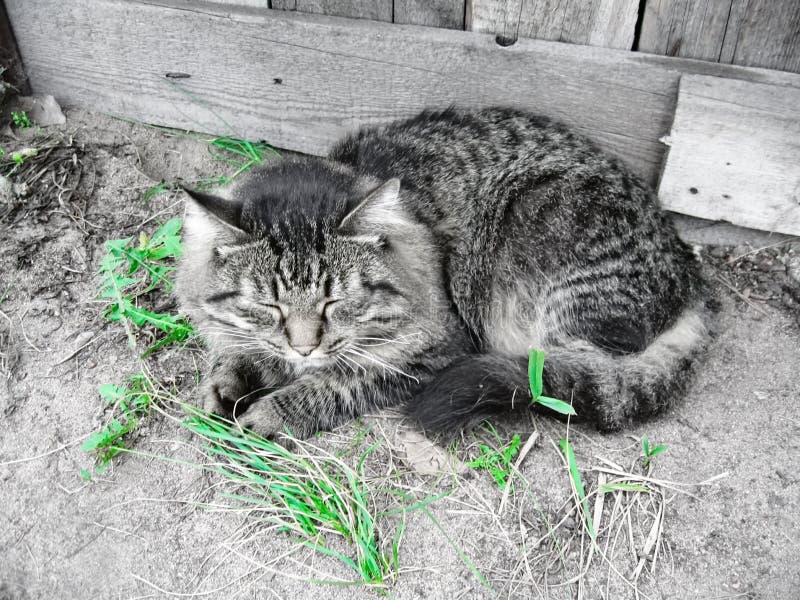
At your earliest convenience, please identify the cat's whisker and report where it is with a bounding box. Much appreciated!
[203,328,260,342]
[339,352,367,375]
[254,353,278,365]
[345,348,419,383]
[334,355,355,376]
[351,333,422,346]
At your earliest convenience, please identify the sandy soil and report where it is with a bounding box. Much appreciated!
[0,108,798,600]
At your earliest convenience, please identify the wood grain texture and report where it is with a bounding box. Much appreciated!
[638,0,800,73]
[394,0,465,30]
[727,0,800,73]
[6,0,800,193]
[272,0,392,22]
[468,0,638,49]
[659,75,800,235]
[213,0,270,6]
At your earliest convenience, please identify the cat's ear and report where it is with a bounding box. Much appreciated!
[182,186,245,232]
[338,178,408,241]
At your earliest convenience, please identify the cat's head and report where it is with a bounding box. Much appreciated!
[179,159,435,370]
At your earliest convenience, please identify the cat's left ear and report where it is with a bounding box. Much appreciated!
[182,186,245,232]
[338,178,409,240]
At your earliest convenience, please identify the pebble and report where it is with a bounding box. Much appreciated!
[0,175,13,203]
[709,246,728,259]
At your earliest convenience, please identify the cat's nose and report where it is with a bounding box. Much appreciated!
[292,344,317,357]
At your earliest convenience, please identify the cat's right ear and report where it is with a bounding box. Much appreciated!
[182,186,245,233]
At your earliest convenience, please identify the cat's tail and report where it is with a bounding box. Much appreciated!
[408,301,716,434]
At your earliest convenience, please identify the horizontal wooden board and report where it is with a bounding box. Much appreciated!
[659,75,800,235]
[6,0,800,196]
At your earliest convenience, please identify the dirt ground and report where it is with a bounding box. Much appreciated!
[0,107,798,600]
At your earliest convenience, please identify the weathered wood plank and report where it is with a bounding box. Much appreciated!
[6,0,800,195]
[638,0,733,60]
[465,0,522,43]
[638,0,800,74]
[468,0,638,49]
[659,75,800,235]
[728,0,800,73]
[272,0,392,22]
[394,0,465,30]
[213,0,269,6]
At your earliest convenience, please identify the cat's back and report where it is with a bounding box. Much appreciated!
[331,108,610,194]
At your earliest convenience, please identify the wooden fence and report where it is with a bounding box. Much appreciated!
[3,0,799,234]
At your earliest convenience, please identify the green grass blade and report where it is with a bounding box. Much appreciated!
[559,437,595,540]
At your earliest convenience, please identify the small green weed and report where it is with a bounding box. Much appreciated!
[467,425,521,490]
[11,110,32,128]
[641,434,667,468]
[98,217,193,355]
[528,348,575,416]
[81,371,155,478]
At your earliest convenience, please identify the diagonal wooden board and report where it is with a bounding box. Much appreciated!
[659,75,800,235]
[5,0,800,202]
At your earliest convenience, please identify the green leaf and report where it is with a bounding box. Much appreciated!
[528,348,545,398]
[649,444,667,458]
[98,383,127,404]
[642,434,650,456]
[534,395,576,416]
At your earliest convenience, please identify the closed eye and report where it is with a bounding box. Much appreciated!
[322,299,339,319]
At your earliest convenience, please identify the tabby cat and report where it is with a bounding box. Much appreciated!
[176,107,714,439]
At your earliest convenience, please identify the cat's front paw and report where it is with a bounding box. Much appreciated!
[201,370,252,418]
[236,397,285,439]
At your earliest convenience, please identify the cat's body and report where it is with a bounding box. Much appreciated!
[177,107,713,438]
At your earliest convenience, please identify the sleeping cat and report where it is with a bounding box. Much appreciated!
[176,107,714,439]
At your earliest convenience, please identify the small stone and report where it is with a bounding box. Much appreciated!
[709,246,728,259]
[562,516,576,530]
[0,175,13,203]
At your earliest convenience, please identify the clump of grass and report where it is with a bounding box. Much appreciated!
[208,136,280,182]
[98,217,193,355]
[183,407,404,586]
[467,425,521,490]
[641,434,667,469]
[11,110,32,129]
[143,135,280,202]
[81,371,155,478]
